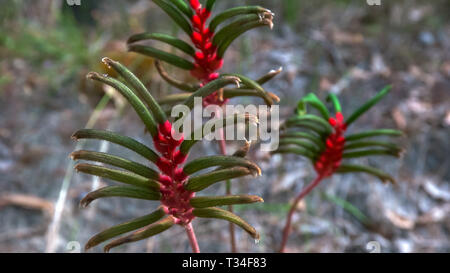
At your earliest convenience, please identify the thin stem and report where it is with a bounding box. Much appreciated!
[217,110,237,253]
[185,223,200,253]
[279,175,324,253]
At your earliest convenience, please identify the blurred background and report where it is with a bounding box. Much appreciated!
[0,0,449,253]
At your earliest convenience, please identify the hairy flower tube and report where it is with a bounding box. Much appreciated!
[127,0,280,107]
[71,58,264,252]
[273,86,404,252]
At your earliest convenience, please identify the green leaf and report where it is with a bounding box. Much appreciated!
[342,148,402,159]
[209,6,272,32]
[279,138,321,154]
[104,216,175,252]
[74,163,160,190]
[85,208,166,250]
[185,167,254,192]
[345,129,403,142]
[221,73,274,106]
[158,93,192,105]
[296,93,330,119]
[326,93,342,113]
[155,60,198,92]
[345,85,392,126]
[86,72,158,136]
[272,146,316,161]
[193,207,259,239]
[127,32,195,56]
[284,119,329,137]
[223,88,280,103]
[71,150,159,180]
[168,0,193,18]
[213,14,261,46]
[183,155,261,176]
[102,57,167,124]
[190,195,263,208]
[280,131,325,150]
[217,19,273,58]
[286,114,333,134]
[80,186,161,208]
[152,0,192,35]
[128,44,195,70]
[344,140,400,151]
[206,0,216,11]
[336,164,395,184]
[182,76,241,110]
[72,129,160,164]
[179,113,258,154]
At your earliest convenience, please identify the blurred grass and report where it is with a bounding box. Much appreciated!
[0,2,102,93]
[322,193,369,225]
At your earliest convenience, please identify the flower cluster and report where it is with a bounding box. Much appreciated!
[154,120,194,225]
[275,87,403,252]
[71,58,263,252]
[189,0,225,105]
[314,112,346,177]
[189,0,222,83]
[127,0,279,108]
[277,87,403,182]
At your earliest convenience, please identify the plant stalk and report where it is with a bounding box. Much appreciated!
[185,222,200,253]
[279,175,324,253]
[217,110,237,253]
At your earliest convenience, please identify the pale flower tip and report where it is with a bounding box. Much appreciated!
[257,168,262,176]
[101,57,113,68]
[86,71,101,79]
[269,66,283,74]
[233,78,242,88]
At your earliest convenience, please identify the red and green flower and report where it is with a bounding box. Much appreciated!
[71,58,263,252]
[274,86,404,252]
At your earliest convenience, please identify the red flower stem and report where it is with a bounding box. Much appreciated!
[185,222,200,253]
[216,110,237,253]
[218,134,227,155]
[279,175,324,253]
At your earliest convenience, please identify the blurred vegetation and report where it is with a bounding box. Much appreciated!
[0,1,102,93]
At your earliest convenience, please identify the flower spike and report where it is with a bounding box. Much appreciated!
[275,86,404,252]
[72,60,262,252]
[127,1,278,107]
[126,1,278,252]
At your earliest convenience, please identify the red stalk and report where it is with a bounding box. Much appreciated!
[279,175,324,253]
[279,113,347,252]
[185,222,200,253]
